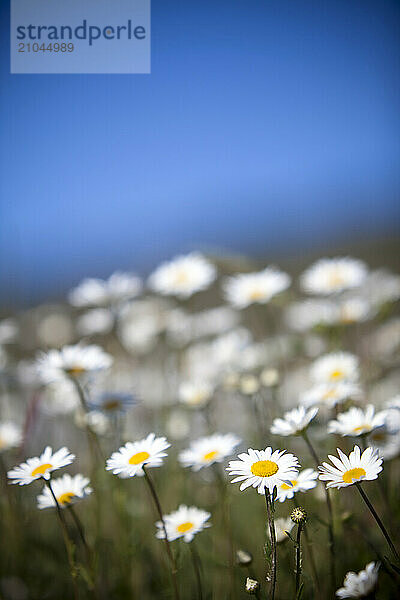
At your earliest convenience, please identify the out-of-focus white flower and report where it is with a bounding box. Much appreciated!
[0,319,18,344]
[336,561,379,598]
[37,344,113,383]
[276,468,318,502]
[69,272,142,307]
[227,447,300,494]
[179,381,214,408]
[179,433,241,471]
[239,375,260,396]
[166,306,240,347]
[74,409,109,435]
[40,380,80,415]
[271,517,294,543]
[37,474,92,509]
[260,368,279,387]
[367,317,400,359]
[271,406,318,437]
[7,446,75,485]
[155,505,211,543]
[319,446,382,489]
[37,312,74,347]
[106,433,170,478]
[385,395,400,412]
[117,298,169,354]
[370,430,400,461]
[360,269,400,308]
[148,253,216,298]
[76,309,114,336]
[165,410,191,440]
[328,405,387,437]
[300,257,368,295]
[301,382,362,408]
[285,300,336,331]
[334,298,371,325]
[90,392,136,414]
[0,422,23,452]
[223,267,291,308]
[310,352,359,384]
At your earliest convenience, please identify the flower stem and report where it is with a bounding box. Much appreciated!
[295,522,303,598]
[355,483,400,562]
[45,480,79,600]
[293,497,321,597]
[302,431,336,591]
[69,376,104,462]
[189,542,203,600]
[143,466,180,600]
[264,489,277,600]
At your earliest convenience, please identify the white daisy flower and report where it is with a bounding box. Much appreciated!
[148,253,216,298]
[336,561,379,598]
[37,344,113,383]
[0,422,23,452]
[7,446,75,485]
[385,395,400,411]
[155,505,211,543]
[69,272,142,307]
[223,267,291,308]
[179,433,241,471]
[37,474,92,510]
[270,406,318,437]
[310,352,359,384]
[276,468,319,502]
[105,433,170,478]
[40,380,80,416]
[76,309,114,336]
[272,517,294,543]
[178,381,214,408]
[226,447,300,494]
[90,392,136,414]
[334,298,371,325]
[74,409,110,436]
[301,382,362,408]
[328,405,387,437]
[318,445,382,489]
[300,257,368,295]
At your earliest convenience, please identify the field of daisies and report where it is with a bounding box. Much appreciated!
[1,253,400,600]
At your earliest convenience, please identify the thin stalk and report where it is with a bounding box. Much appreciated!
[295,523,303,598]
[302,431,336,590]
[46,480,79,600]
[264,489,276,600]
[68,506,100,600]
[293,497,321,598]
[69,376,104,462]
[355,483,400,562]
[213,465,237,600]
[189,542,203,600]
[143,466,180,600]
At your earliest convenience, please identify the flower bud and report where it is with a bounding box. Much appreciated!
[236,549,253,566]
[245,577,260,594]
[290,507,307,524]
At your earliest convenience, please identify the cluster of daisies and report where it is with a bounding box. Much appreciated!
[1,252,399,599]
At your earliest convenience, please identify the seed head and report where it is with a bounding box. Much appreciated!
[291,506,307,524]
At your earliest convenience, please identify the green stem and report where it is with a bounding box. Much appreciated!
[293,497,321,597]
[264,489,276,600]
[355,483,400,562]
[295,523,303,598]
[189,542,203,600]
[143,466,180,600]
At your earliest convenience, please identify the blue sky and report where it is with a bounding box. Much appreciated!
[1,0,399,304]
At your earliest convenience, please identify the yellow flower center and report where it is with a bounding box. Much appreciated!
[129,451,150,465]
[57,492,75,505]
[328,270,345,287]
[251,460,279,478]
[280,479,297,491]
[31,463,53,477]
[330,369,343,380]
[323,389,337,400]
[249,288,265,301]
[203,450,218,462]
[353,424,370,434]
[174,270,189,285]
[103,400,121,411]
[342,467,366,484]
[177,521,194,533]
[65,366,85,376]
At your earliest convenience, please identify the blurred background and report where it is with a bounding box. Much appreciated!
[1,0,399,306]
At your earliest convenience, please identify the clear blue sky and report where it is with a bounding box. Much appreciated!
[1,0,399,304]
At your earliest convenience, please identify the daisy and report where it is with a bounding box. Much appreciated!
[148,253,216,298]
[37,474,92,509]
[7,446,75,485]
[106,433,170,478]
[179,433,241,471]
[310,352,359,384]
[301,382,361,408]
[37,344,113,383]
[318,445,382,489]
[276,468,318,502]
[271,517,294,543]
[336,561,379,599]
[69,272,142,307]
[226,447,300,494]
[178,381,214,408]
[270,406,318,437]
[223,267,291,308]
[76,309,114,336]
[300,257,367,295]
[0,422,23,452]
[328,405,387,437]
[155,505,211,543]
